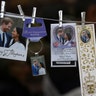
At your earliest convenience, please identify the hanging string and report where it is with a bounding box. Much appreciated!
[1,12,96,24]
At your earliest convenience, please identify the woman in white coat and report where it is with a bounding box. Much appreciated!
[63,31,72,47]
[9,27,26,51]
[38,62,46,75]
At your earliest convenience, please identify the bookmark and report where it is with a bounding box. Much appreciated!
[76,12,96,96]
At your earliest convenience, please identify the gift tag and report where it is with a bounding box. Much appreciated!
[76,24,96,96]
[22,18,47,42]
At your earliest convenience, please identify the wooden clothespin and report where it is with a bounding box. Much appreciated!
[0,1,6,18]
[58,10,63,27]
[17,5,25,21]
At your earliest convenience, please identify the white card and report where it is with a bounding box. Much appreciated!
[0,17,28,61]
[51,23,77,67]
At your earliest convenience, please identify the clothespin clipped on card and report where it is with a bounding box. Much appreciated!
[28,7,37,28]
[58,10,63,27]
[17,5,25,21]
[81,12,86,29]
[0,1,5,18]
[31,7,36,24]
[27,7,37,42]
[22,7,47,42]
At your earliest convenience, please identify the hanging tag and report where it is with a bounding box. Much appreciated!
[51,23,77,67]
[22,18,47,42]
[30,55,46,76]
[0,1,5,18]
[76,24,96,96]
[58,10,63,27]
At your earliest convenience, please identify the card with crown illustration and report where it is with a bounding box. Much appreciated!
[76,24,96,96]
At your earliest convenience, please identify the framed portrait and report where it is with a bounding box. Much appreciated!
[0,17,28,61]
[30,55,46,76]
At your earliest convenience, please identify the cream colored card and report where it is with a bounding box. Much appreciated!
[76,24,96,96]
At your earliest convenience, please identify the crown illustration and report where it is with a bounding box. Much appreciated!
[84,73,95,83]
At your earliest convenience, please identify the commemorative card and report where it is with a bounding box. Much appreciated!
[51,23,77,67]
[0,17,28,61]
[76,24,96,96]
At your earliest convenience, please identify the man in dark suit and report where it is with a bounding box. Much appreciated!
[56,28,65,44]
[0,17,14,47]
[32,59,39,76]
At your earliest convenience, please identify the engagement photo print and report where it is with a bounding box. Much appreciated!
[51,23,77,67]
[53,26,75,48]
[31,55,46,76]
[0,17,28,61]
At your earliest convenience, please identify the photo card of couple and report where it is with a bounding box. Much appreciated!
[30,55,46,76]
[51,23,77,67]
[0,16,28,61]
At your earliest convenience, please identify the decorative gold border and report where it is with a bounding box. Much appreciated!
[76,24,96,96]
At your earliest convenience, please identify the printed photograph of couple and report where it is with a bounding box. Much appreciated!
[31,55,46,76]
[80,29,91,43]
[53,25,76,48]
[0,17,28,61]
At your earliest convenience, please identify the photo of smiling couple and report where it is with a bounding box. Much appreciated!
[0,17,26,51]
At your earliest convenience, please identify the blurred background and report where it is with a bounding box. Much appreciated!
[0,0,96,96]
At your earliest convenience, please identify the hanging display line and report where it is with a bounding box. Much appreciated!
[1,12,96,24]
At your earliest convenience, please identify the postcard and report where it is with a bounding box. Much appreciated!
[0,17,28,61]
